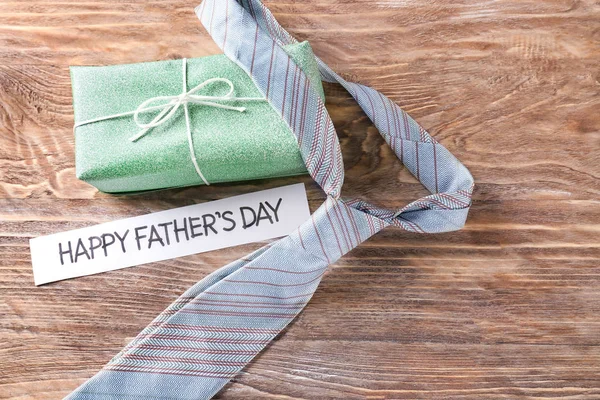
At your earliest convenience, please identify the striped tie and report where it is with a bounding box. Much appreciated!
[66,0,474,399]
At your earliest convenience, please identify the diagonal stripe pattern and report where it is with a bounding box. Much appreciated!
[66,1,474,399]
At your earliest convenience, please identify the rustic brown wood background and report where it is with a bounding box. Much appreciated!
[1,0,599,398]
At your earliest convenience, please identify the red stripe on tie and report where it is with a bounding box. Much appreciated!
[397,215,426,233]
[419,126,428,142]
[105,365,233,379]
[176,310,298,319]
[293,74,304,132]
[426,198,451,210]
[347,205,364,242]
[297,227,306,250]
[243,265,327,274]
[391,97,401,137]
[341,203,362,244]
[439,193,470,207]
[281,57,290,115]
[289,64,299,124]
[433,143,439,193]
[300,79,311,148]
[189,301,305,310]
[259,1,275,38]
[312,213,330,263]
[402,109,410,140]
[247,0,256,18]
[310,104,326,169]
[415,141,420,180]
[389,95,399,151]
[122,354,246,367]
[319,121,338,188]
[332,200,354,248]
[458,188,474,198]
[195,298,307,307]
[311,117,330,176]
[265,40,276,99]
[148,323,280,334]
[294,77,306,143]
[378,91,391,136]
[357,84,376,122]
[325,205,344,255]
[250,24,259,74]
[298,78,309,146]
[330,153,344,194]
[393,106,404,163]
[224,271,326,287]
[134,344,257,356]
[366,212,375,236]
[137,334,269,345]
[204,291,314,300]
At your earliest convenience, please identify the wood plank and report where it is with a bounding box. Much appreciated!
[0,0,599,398]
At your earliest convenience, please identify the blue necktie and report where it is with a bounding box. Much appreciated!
[67,1,474,398]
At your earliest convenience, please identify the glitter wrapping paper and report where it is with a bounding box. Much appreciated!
[71,41,324,194]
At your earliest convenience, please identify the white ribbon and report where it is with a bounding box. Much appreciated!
[73,58,266,185]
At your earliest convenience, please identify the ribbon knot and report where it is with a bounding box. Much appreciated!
[73,58,266,185]
[130,75,251,142]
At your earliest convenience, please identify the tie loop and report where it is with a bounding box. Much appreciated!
[198,0,474,232]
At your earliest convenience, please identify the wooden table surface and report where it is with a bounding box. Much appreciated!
[1,0,599,399]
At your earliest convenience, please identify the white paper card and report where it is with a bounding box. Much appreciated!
[30,183,310,285]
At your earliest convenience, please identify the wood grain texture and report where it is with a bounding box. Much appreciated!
[1,0,599,398]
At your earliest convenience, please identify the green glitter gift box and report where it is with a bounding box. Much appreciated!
[70,41,324,194]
